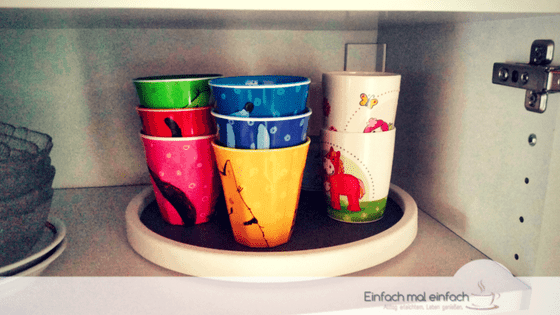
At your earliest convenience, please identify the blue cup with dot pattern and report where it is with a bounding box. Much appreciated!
[209,75,311,117]
[212,108,312,149]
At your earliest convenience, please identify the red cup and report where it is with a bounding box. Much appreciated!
[136,106,216,137]
[140,133,221,225]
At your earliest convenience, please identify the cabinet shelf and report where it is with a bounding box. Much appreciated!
[0,7,557,30]
[35,185,486,277]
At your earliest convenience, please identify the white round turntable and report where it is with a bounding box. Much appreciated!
[126,184,417,279]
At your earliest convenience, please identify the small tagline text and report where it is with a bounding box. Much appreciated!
[382,304,465,311]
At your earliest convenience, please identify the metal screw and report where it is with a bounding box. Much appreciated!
[529,92,537,102]
[529,134,537,146]
[527,91,538,107]
[498,68,509,81]
[521,72,529,84]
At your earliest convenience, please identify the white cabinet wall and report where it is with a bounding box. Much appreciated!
[378,15,560,277]
[1,3,559,276]
[0,27,375,187]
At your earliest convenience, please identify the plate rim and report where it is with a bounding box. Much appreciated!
[0,217,66,276]
[126,184,418,278]
[13,238,68,277]
[0,238,68,295]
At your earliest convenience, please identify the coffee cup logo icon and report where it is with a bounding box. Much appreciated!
[467,280,500,310]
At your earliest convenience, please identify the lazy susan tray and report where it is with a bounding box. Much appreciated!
[126,184,417,279]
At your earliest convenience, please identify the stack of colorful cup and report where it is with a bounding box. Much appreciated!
[208,75,312,248]
[133,74,223,226]
[320,71,401,223]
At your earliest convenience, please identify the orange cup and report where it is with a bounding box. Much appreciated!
[212,139,310,248]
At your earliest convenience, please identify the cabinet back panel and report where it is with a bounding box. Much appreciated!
[0,28,376,188]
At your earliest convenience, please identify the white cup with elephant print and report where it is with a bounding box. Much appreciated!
[320,127,396,223]
[322,71,400,133]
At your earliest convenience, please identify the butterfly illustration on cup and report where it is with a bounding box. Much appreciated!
[359,93,378,109]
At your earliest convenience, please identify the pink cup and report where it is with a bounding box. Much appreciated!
[140,133,221,225]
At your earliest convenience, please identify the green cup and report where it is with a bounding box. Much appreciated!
[133,74,222,109]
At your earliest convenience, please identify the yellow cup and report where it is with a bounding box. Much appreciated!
[212,138,310,248]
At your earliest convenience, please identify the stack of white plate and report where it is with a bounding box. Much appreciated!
[0,217,66,278]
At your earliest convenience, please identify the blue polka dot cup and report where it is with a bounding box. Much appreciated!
[212,108,312,149]
[208,75,311,117]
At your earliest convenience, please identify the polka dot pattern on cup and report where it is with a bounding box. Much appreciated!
[213,107,312,149]
[140,134,221,225]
